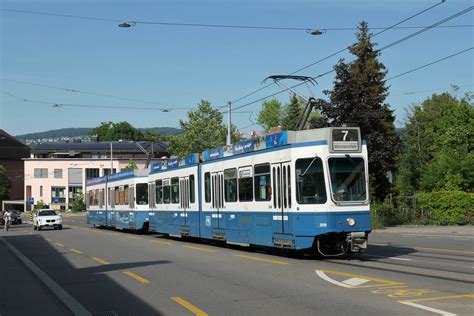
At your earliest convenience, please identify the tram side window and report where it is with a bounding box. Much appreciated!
[204,172,211,203]
[238,167,253,202]
[88,190,94,206]
[94,189,99,206]
[295,158,327,204]
[136,183,148,205]
[190,175,195,204]
[156,180,163,204]
[224,168,237,202]
[124,185,129,205]
[99,189,104,207]
[254,163,271,201]
[163,179,171,204]
[115,187,120,205]
[171,177,179,203]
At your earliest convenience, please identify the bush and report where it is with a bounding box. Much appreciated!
[71,194,86,212]
[417,190,473,225]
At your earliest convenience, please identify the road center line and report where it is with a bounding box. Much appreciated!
[69,248,83,254]
[0,237,92,315]
[126,236,142,240]
[55,242,65,247]
[150,240,173,245]
[236,254,288,265]
[90,256,110,265]
[399,293,474,303]
[184,245,217,253]
[123,271,150,284]
[172,296,208,316]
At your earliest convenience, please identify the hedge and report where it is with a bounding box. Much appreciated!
[416,190,473,225]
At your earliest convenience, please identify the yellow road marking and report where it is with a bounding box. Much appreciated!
[354,283,406,289]
[415,246,474,255]
[399,293,474,303]
[370,243,388,246]
[123,271,150,284]
[126,236,142,240]
[151,240,173,245]
[69,248,83,254]
[184,245,217,253]
[317,269,402,285]
[45,238,52,242]
[90,257,110,265]
[172,297,208,316]
[236,254,289,265]
[55,242,65,247]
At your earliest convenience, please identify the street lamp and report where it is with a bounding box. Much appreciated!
[118,21,136,28]
[307,29,326,36]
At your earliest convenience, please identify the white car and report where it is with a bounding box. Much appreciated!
[33,209,63,230]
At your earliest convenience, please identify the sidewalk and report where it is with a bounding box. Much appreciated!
[374,225,474,236]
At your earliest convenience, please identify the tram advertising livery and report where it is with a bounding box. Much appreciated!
[86,127,370,256]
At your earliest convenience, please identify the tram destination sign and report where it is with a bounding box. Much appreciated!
[329,127,361,153]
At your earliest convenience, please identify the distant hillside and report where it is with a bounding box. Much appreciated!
[16,127,182,143]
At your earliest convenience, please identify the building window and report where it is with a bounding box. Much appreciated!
[51,187,66,207]
[54,169,63,179]
[34,168,48,178]
[85,168,100,180]
[40,186,43,197]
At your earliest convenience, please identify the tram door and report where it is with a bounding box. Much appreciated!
[271,162,292,234]
[211,171,224,228]
[179,177,190,226]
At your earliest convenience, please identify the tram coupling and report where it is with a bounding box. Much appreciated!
[347,232,368,253]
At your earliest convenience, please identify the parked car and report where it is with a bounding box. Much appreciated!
[33,209,63,230]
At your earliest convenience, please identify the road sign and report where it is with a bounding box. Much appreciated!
[27,197,34,205]
[53,198,59,204]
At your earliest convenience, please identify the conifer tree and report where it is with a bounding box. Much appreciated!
[316,21,399,200]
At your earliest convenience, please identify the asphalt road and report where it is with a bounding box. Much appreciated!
[0,215,472,316]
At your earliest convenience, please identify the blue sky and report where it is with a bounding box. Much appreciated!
[1,0,473,135]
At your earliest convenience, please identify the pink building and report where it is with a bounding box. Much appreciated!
[24,141,168,211]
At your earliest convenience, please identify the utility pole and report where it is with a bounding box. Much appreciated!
[227,101,232,146]
[110,142,114,174]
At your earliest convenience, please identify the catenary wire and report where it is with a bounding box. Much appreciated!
[226,6,474,114]
[228,0,448,105]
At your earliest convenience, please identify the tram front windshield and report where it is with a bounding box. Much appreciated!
[328,157,367,203]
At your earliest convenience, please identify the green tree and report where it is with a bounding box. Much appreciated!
[122,161,138,171]
[90,121,143,141]
[257,99,282,131]
[315,21,399,200]
[397,92,473,193]
[71,193,86,212]
[281,94,304,131]
[0,165,11,201]
[142,129,167,142]
[168,100,238,157]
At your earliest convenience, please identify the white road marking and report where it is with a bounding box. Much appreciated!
[342,277,370,286]
[399,301,457,316]
[315,270,352,288]
[388,257,412,261]
[1,238,92,315]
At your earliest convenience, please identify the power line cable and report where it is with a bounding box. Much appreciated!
[2,7,471,32]
[227,5,474,114]
[0,91,192,111]
[0,78,174,107]
[229,0,448,105]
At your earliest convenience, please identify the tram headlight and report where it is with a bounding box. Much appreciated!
[347,217,356,227]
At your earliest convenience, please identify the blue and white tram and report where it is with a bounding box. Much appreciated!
[86,169,150,231]
[86,127,370,255]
